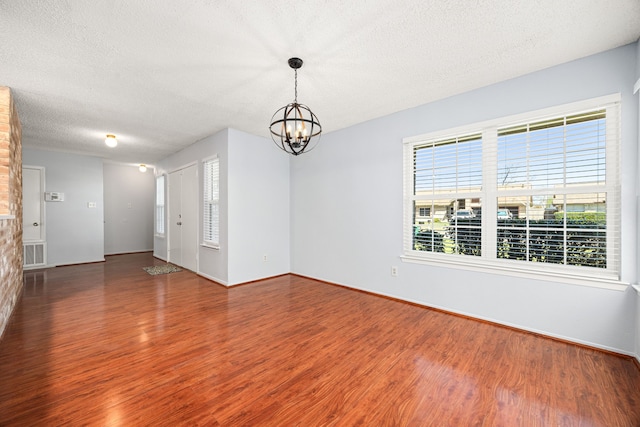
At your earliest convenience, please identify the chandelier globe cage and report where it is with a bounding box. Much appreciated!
[269,57,322,156]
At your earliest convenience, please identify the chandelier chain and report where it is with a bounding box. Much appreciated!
[294,69,298,103]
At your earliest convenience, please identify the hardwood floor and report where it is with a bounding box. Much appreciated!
[0,253,638,426]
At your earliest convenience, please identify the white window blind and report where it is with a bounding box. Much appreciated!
[413,133,483,255]
[155,175,165,235]
[403,96,621,283]
[495,109,618,272]
[203,157,220,247]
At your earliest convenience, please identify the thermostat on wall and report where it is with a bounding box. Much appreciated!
[44,192,64,202]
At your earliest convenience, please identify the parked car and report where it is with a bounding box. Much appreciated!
[450,209,476,221]
[497,209,513,220]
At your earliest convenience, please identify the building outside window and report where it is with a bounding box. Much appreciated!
[418,207,431,217]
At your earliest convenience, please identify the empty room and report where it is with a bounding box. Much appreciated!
[1,1,640,425]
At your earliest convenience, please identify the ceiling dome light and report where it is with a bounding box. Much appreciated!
[269,58,322,156]
[105,134,118,148]
[138,164,147,173]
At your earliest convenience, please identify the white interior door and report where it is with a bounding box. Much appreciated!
[169,170,183,267]
[168,165,197,271]
[180,165,197,271]
[23,167,44,241]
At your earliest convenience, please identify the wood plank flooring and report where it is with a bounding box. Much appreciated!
[0,252,639,426]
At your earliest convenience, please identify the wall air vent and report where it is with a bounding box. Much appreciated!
[23,242,46,268]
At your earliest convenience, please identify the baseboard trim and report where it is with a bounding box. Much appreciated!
[105,249,153,256]
[197,271,228,287]
[228,273,290,288]
[196,272,290,288]
[49,259,106,267]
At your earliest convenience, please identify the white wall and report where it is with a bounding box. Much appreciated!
[103,163,155,255]
[291,43,639,355]
[155,129,229,283]
[154,128,290,286]
[227,128,290,284]
[22,149,105,266]
[635,285,640,363]
[635,40,640,362]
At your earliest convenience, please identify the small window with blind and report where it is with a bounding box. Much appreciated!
[403,95,621,286]
[203,156,220,248]
[155,175,165,236]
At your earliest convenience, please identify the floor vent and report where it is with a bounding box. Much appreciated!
[24,242,46,268]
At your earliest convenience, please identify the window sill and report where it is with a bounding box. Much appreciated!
[154,234,165,239]
[201,243,220,250]
[400,253,628,291]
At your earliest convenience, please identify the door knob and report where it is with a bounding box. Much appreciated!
[33,222,39,226]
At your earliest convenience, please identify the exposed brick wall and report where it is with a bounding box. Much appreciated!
[0,86,23,339]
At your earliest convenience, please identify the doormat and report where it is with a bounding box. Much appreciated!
[143,264,182,275]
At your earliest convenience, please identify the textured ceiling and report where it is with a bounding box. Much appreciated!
[1,1,639,167]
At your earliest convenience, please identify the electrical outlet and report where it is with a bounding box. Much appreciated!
[391,266,398,277]
[263,254,268,262]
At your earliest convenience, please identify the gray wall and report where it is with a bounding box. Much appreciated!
[636,286,640,363]
[291,43,639,355]
[227,128,290,284]
[155,129,229,282]
[22,149,104,266]
[103,163,155,255]
[635,39,640,362]
[154,128,290,286]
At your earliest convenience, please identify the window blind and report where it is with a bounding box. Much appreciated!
[203,157,220,246]
[495,107,618,272]
[155,175,165,235]
[413,133,483,256]
[403,97,621,282]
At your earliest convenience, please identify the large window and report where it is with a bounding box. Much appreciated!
[203,156,220,247]
[155,175,165,236]
[403,96,621,284]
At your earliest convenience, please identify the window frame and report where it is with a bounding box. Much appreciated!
[402,94,624,290]
[202,155,220,249]
[418,207,431,217]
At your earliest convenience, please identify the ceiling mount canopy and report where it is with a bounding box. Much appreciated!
[269,57,322,156]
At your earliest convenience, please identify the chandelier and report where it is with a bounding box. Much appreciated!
[269,57,322,155]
